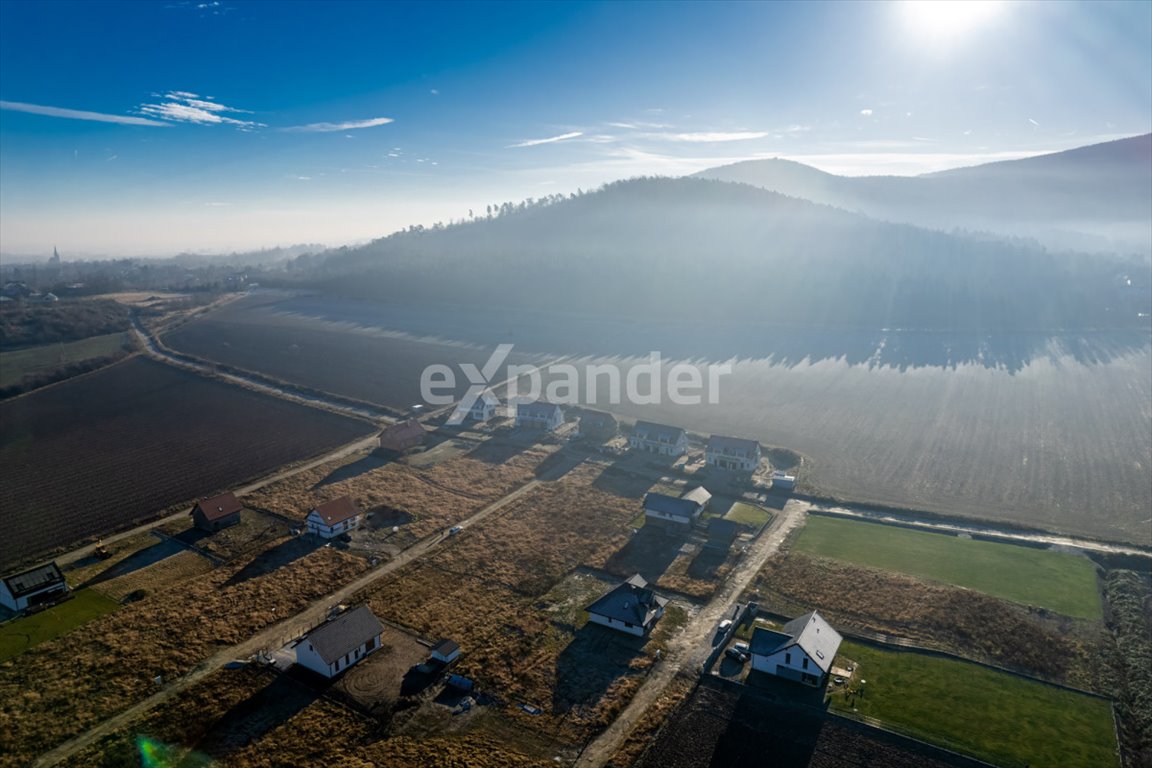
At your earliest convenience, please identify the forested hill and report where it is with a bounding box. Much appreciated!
[694,133,1152,253]
[311,177,1150,333]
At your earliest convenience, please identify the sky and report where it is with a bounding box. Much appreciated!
[1,0,1149,257]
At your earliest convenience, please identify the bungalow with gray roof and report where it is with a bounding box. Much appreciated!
[629,420,688,456]
[643,485,711,532]
[294,605,384,678]
[585,573,668,636]
[750,610,842,688]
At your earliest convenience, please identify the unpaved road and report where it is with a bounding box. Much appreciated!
[573,499,806,768]
[34,475,546,768]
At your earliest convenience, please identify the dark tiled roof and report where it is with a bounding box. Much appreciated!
[749,627,792,655]
[707,435,761,456]
[633,421,685,442]
[643,492,700,519]
[305,605,384,665]
[311,496,361,526]
[379,418,426,449]
[580,410,618,429]
[431,638,459,656]
[195,492,243,522]
[707,517,740,541]
[517,401,563,419]
[585,573,668,626]
[2,562,66,598]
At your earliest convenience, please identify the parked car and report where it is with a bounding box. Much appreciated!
[725,648,748,663]
[717,619,733,632]
[448,525,464,536]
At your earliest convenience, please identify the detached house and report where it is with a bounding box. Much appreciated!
[192,491,243,532]
[643,485,711,532]
[750,610,842,688]
[294,605,384,678]
[578,409,618,440]
[515,401,565,432]
[306,496,362,539]
[0,561,69,612]
[706,435,762,473]
[378,418,426,453]
[468,391,500,422]
[629,421,688,456]
[585,574,668,636]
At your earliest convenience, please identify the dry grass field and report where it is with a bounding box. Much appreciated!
[744,551,1106,690]
[0,356,374,568]
[92,550,216,602]
[0,540,365,768]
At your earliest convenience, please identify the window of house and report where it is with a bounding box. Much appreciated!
[802,657,809,669]
[785,653,791,664]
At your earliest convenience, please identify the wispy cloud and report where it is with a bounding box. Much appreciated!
[0,100,169,126]
[650,130,770,143]
[507,131,583,148]
[282,116,394,133]
[860,108,874,116]
[138,92,263,129]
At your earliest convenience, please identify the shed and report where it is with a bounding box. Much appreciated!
[431,638,461,664]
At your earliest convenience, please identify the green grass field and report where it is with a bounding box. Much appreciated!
[0,332,130,387]
[723,502,772,527]
[831,641,1118,767]
[793,516,1102,619]
[0,589,119,661]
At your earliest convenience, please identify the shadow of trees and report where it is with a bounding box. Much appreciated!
[553,624,647,716]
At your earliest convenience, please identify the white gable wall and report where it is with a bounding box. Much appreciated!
[306,510,361,539]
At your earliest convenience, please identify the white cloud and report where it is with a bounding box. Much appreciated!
[653,131,770,143]
[283,116,394,133]
[0,100,169,126]
[138,92,263,129]
[860,108,874,116]
[507,131,583,148]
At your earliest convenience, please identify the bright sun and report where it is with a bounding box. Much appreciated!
[899,0,1004,44]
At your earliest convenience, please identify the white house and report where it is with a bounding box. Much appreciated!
[306,495,362,539]
[0,562,69,612]
[294,605,384,678]
[642,486,711,532]
[706,435,762,473]
[469,391,500,422]
[750,611,842,688]
[629,421,688,456]
[515,401,564,431]
[584,573,668,636]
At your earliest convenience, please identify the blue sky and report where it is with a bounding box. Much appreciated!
[1,0,1149,257]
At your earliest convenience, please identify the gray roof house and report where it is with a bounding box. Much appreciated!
[706,435,762,473]
[629,420,689,456]
[643,485,710,532]
[585,574,669,636]
[515,401,565,431]
[0,561,69,612]
[294,605,385,678]
[749,610,842,687]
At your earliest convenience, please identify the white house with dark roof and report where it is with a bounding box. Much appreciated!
[515,401,564,431]
[584,573,668,636]
[642,486,711,532]
[306,495,362,539]
[0,561,69,612]
[629,421,688,456]
[706,435,762,473]
[750,610,842,688]
[294,605,385,678]
[468,391,500,422]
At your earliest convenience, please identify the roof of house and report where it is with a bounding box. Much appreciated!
[707,517,741,541]
[749,627,792,655]
[585,573,668,627]
[633,420,685,442]
[517,401,563,419]
[310,495,361,526]
[194,492,243,522]
[471,391,500,409]
[707,435,761,455]
[379,418,425,446]
[580,409,618,428]
[679,486,712,506]
[643,492,700,520]
[2,562,66,598]
[431,638,459,656]
[750,611,842,673]
[304,605,384,665]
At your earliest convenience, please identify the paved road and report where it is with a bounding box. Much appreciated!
[34,474,546,767]
[573,499,806,768]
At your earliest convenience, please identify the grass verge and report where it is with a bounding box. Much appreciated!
[0,589,119,661]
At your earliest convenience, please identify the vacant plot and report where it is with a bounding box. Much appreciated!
[724,501,772,527]
[0,589,119,662]
[93,550,215,602]
[0,332,131,388]
[745,552,1103,688]
[792,515,1102,619]
[0,356,374,568]
[830,640,1118,768]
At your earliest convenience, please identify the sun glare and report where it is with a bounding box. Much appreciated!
[899,0,1003,44]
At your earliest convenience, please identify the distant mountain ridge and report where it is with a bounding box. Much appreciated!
[694,134,1152,253]
[310,175,1150,334]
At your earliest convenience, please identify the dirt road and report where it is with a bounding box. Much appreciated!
[572,499,806,768]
